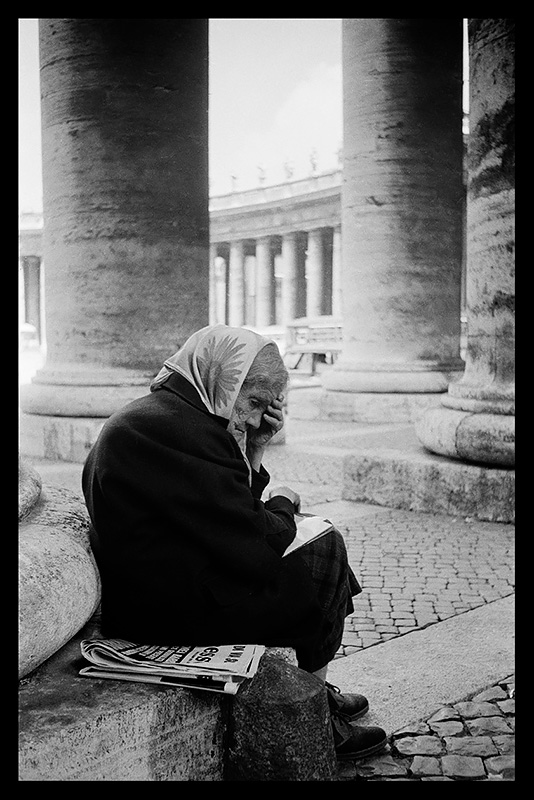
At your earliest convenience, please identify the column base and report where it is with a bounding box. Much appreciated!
[321,360,464,393]
[415,405,515,467]
[20,364,154,417]
[19,478,101,678]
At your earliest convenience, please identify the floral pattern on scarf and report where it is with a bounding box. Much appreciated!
[196,335,247,413]
[150,324,273,421]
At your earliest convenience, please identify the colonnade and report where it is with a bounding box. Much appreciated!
[19,18,514,473]
[209,225,342,329]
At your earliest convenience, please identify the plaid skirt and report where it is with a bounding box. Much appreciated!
[288,526,361,673]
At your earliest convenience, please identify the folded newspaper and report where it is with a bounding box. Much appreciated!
[283,513,334,557]
[78,639,265,695]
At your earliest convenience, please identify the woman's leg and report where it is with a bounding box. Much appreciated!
[293,527,360,673]
[289,528,388,759]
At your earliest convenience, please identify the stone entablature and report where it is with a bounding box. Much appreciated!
[209,170,341,241]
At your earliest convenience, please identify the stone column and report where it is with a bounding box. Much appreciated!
[20,19,209,459]
[255,236,274,327]
[306,229,324,318]
[281,231,299,324]
[21,256,43,341]
[331,225,342,318]
[209,243,218,324]
[322,19,465,417]
[416,19,515,466]
[213,254,227,325]
[228,240,246,327]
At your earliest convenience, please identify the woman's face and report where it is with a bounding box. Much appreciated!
[227,384,274,444]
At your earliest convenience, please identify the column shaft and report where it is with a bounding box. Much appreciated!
[306,229,324,318]
[228,240,246,327]
[324,19,464,394]
[21,256,43,341]
[255,237,274,327]
[331,225,342,318]
[209,244,218,325]
[281,232,298,324]
[213,254,227,325]
[20,19,209,438]
[416,19,515,466]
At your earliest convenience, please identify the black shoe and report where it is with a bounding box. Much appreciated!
[332,715,388,761]
[326,681,369,721]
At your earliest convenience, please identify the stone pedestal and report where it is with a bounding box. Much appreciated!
[225,653,337,781]
[19,461,101,678]
[416,19,515,467]
[322,19,465,417]
[20,19,210,459]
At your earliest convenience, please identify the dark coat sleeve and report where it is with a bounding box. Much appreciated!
[250,463,297,556]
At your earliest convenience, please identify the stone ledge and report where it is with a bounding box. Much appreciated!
[18,616,227,781]
[19,613,335,782]
[342,447,514,523]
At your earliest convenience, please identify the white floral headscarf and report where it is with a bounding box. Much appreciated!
[150,324,273,421]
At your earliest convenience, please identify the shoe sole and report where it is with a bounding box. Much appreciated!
[336,736,388,761]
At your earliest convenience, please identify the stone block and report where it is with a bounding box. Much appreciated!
[409,755,442,777]
[19,412,106,463]
[443,736,498,757]
[342,447,515,523]
[18,617,227,781]
[225,653,337,781]
[441,754,486,779]
[394,735,443,757]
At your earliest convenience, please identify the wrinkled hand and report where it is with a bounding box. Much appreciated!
[267,484,301,512]
[247,396,285,450]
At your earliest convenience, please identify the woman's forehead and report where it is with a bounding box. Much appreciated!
[242,385,274,404]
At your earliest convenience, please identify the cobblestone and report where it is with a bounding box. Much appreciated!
[327,505,514,657]
[336,676,515,782]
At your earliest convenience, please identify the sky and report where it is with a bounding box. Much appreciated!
[18,18,343,212]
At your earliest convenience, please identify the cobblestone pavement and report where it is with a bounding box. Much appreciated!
[333,507,514,655]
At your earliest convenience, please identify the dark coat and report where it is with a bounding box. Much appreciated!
[82,372,325,651]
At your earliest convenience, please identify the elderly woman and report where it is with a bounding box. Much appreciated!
[82,324,387,759]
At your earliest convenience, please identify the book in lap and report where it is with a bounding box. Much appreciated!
[282,513,334,557]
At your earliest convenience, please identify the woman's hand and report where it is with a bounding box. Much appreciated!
[267,484,301,512]
[247,395,285,451]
